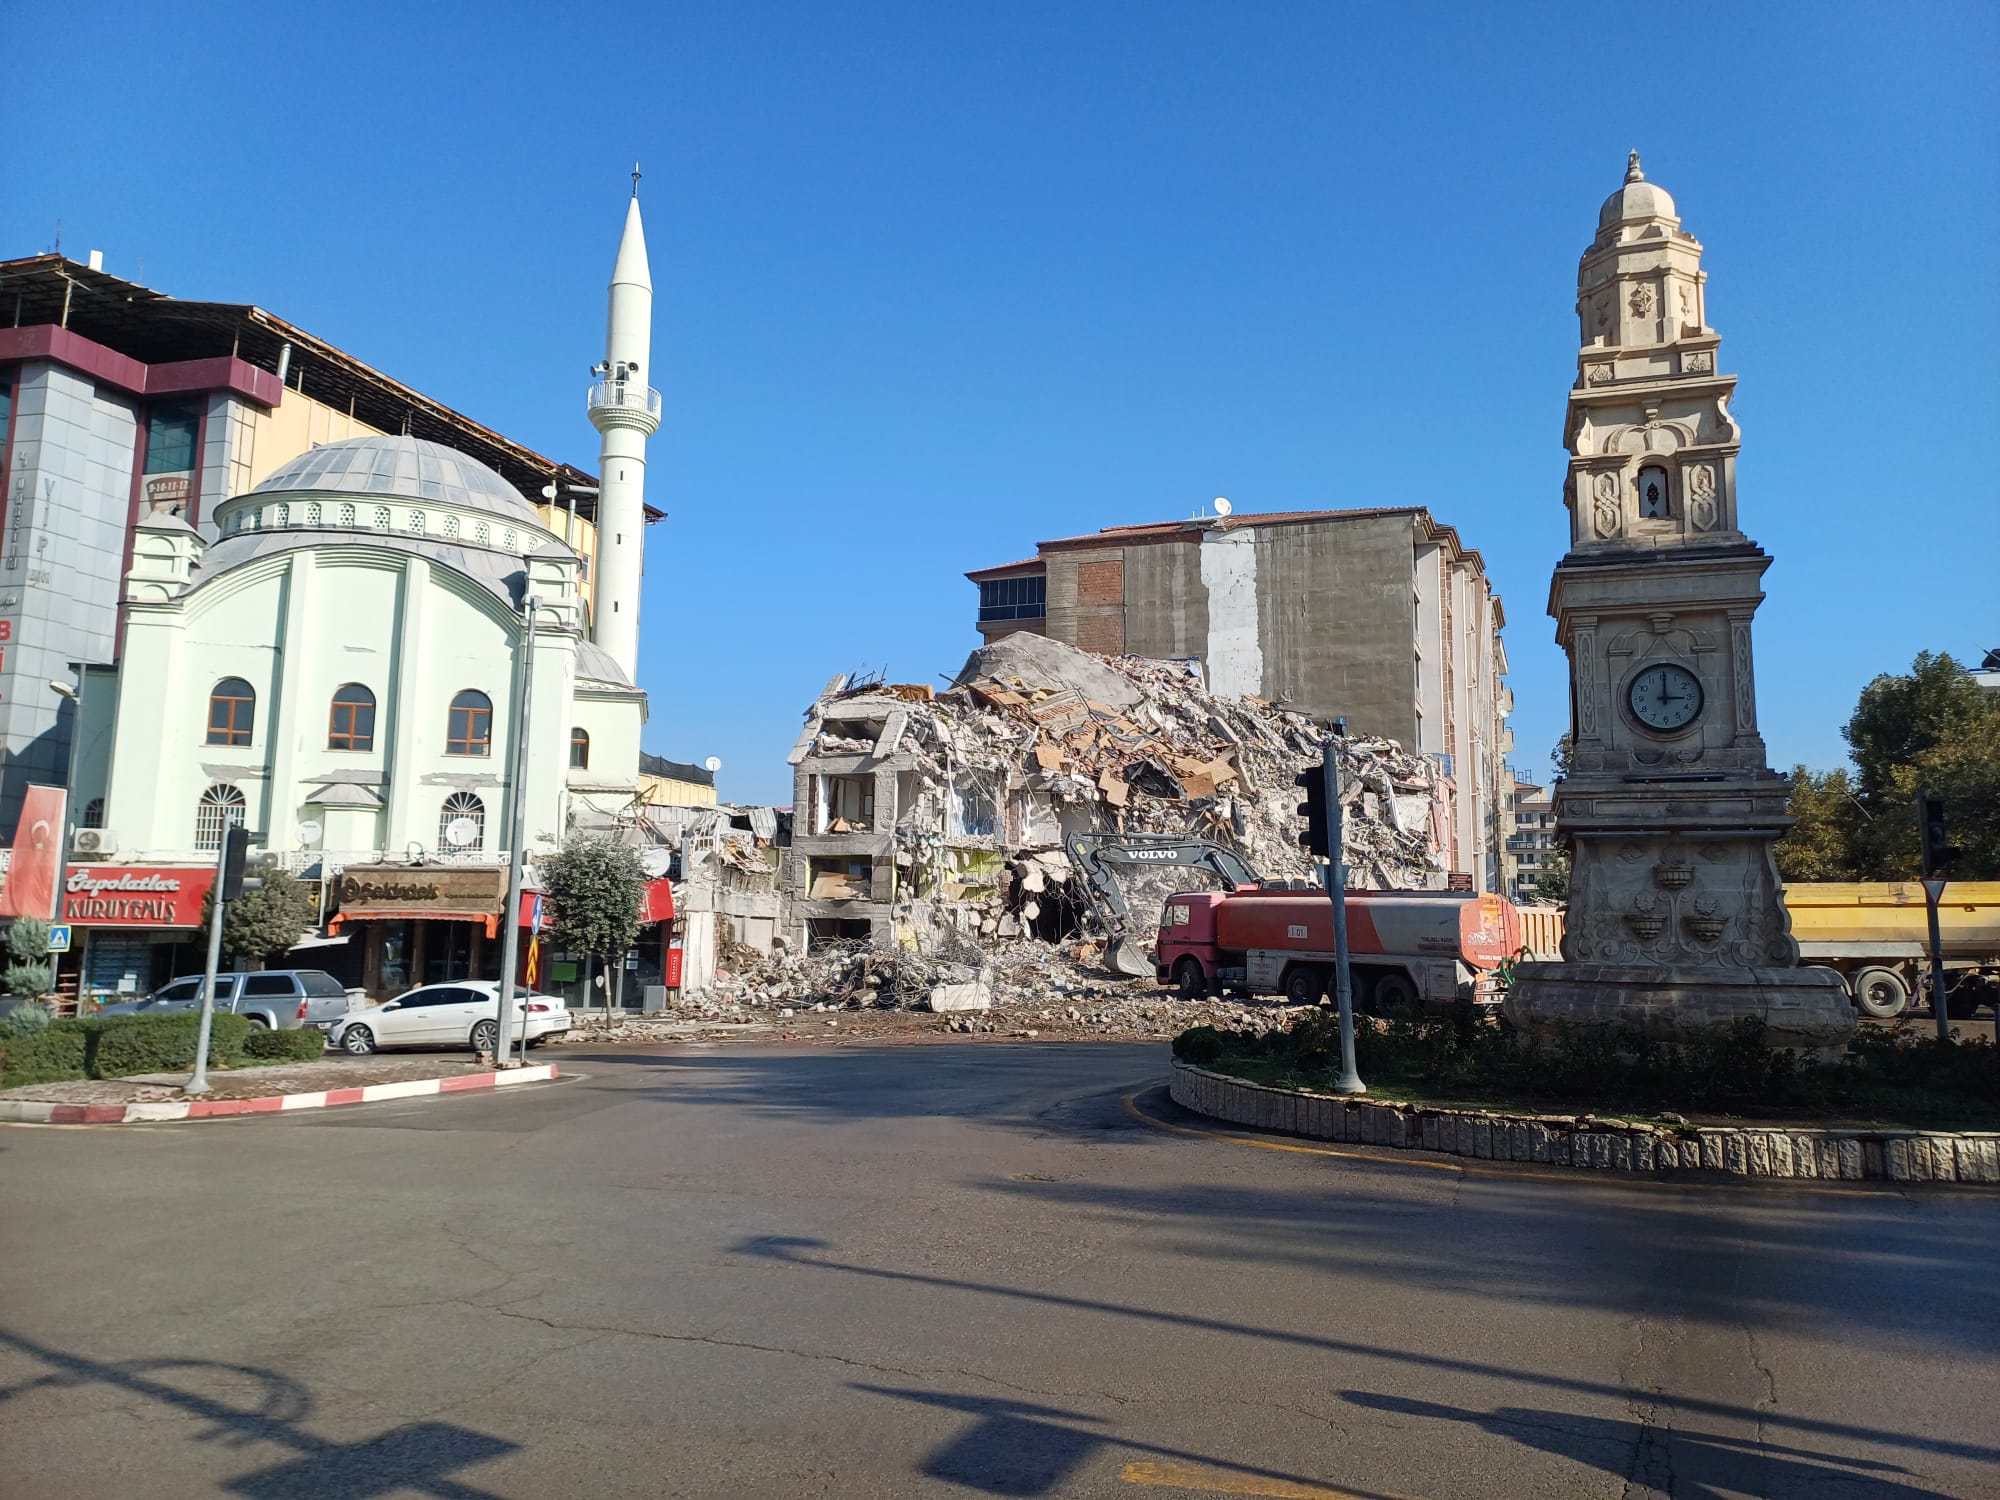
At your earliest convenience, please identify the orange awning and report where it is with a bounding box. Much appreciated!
[327,909,502,939]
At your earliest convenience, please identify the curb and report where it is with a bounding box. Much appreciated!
[1168,1060,2000,1185]
[0,1064,560,1126]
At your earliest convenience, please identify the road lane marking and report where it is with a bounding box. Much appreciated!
[1118,1088,1919,1197]
[1120,1460,1410,1498]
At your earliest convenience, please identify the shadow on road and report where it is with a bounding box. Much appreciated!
[1343,1391,1933,1499]
[968,1134,2000,1356]
[0,1328,517,1499]
[731,1236,2000,1471]
[852,1384,1409,1500]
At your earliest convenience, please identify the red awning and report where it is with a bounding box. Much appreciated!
[512,878,674,929]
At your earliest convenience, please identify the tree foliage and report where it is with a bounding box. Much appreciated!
[1843,652,1991,800]
[540,837,646,964]
[198,869,315,966]
[1531,849,1571,903]
[3,916,55,998]
[1781,653,2000,882]
[1774,766,1862,882]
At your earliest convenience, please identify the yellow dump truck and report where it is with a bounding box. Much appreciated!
[1783,882,2000,1019]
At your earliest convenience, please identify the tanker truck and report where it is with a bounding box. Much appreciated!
[1154,886,1522,1012]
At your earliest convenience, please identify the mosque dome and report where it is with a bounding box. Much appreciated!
[1597,151,1677,229]
[249,435,544,527]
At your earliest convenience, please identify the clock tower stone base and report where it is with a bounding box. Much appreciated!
[1503,156,1853,1050]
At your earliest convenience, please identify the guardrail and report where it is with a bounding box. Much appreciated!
[586,379,663,422]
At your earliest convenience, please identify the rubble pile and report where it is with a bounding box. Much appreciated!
[572,934,1322,1043]
[801,633,1447,943]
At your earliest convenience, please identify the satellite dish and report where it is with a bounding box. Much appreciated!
[1213,497,1233,517]
[296,820,324,848]
[444,817,479,848]
[704,756,722,773]
[540,483,558,500]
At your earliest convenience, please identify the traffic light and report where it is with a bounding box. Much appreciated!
[1918,792,1961,877]
[220,824,251,899]
[1296,759,1330,859]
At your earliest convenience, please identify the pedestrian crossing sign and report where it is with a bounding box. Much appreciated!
[47,925,72,953]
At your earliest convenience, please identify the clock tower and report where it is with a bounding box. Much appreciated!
[1506,154,1853,1048]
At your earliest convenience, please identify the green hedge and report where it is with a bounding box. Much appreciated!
[89,1012,252,1079]
[0,1022,90,1088]
[242,1026,329,1062]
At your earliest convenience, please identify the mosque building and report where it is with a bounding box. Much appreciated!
[53,191,666,996]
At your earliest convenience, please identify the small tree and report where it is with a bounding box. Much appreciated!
[539,837,646,1023]
[3,916,55,999]
[198,869,315,967]
[1531,849,1571,904]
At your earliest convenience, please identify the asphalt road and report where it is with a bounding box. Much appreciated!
[2,1041,1996,1500]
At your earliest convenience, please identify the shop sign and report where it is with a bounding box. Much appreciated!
[62,865,215,928]
[337,864,506,915]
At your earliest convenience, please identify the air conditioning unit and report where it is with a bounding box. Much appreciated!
[74,829,119,856]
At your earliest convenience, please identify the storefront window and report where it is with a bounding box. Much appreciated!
[423,921,478,986]
[377,921,415,995]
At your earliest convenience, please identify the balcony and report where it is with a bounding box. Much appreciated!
[586,379,663,424]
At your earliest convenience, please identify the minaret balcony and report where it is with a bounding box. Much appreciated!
[586,378,663,432]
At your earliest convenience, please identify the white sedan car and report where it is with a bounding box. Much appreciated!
[328,981,570,1055]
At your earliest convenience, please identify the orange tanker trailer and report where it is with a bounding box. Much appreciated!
[1154,886,1522,1012]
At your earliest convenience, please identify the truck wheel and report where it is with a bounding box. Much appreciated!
[1852,967,1910,1019]
[1172,958,1208,1000]
[1372,972,1420,1017]
[1283,967,1325,1006]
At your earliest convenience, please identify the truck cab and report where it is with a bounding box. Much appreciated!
[1155,890,1233,997]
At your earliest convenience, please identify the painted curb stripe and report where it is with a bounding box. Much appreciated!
[0,1065,557,1126]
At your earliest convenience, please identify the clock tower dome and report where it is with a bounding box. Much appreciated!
[1506,154,1853,1048]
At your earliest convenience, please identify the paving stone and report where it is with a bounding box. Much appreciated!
[1723,1135,1748,1174]
[1700,1133,1724,1171]
[1928,1136,1958,1183]
[1609,1136,1633,1173]
[1632,1135,1655,1173]
[1886,1139,1911,1180]
[1837,1138,1863,1179]
[1768,1134,1793,1177]
[1551,1131,1572,1167]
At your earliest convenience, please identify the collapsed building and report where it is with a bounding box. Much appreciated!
[780,634,1448,959]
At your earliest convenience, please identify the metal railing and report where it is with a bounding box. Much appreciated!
[586,379,663,422]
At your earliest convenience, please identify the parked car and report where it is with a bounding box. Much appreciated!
[327,982,570,1055]
[93,971,351,1031]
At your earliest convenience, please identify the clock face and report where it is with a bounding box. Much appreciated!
[1628,663,1703,732]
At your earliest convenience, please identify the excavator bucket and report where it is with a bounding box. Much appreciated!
[1106,937,1155,979]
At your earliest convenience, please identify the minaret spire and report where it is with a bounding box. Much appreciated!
[587,177,661,683]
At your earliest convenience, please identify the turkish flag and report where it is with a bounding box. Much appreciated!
[0,785,67,919]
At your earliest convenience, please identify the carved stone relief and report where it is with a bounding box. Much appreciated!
[1575,630,1599,738]
[1628,284,1655,317]
[1590,473,1621,538]
[1585,362,1613,385]
[1686,464,1717,531]
[1731,620,1757,733]
[1682,349,1713,374]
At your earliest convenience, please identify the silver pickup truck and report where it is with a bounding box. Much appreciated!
[94,970,354,1030]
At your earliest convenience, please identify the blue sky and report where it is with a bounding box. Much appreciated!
[7,2,1995,806]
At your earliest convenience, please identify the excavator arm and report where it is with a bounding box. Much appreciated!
[1064,832,1262,977]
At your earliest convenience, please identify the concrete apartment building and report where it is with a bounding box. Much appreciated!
[0,250,658,834]
[1506,777,1556,900]
[966,506,1514,890]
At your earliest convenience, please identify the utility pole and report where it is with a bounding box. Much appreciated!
[1324,721,1364,1096]
[188,824,252,1095]
[1917,790,1959,1043]
[493,595,539,1068]
[1297,723,1363,1095]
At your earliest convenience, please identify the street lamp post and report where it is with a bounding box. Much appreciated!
[493,594,539,1068]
